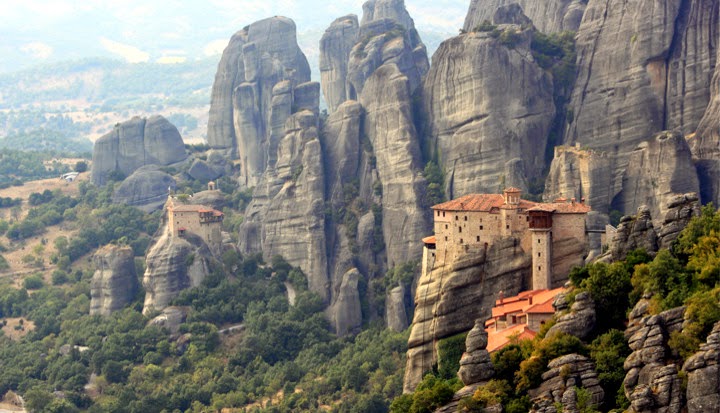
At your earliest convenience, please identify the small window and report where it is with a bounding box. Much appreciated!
[480,225,484,230]
[455,215,459,221]
[458,227,462,233]
[538,252,541,257]
[460,238,463,244]
[437,211,440,216]
[538,266,541,271]
[445,224,448,229]
[538,239,541,244]
[526,216,530,222]
[445,236,448,241]
[443,211,446,217]
[464,216,467,221]
[506,225,510,229]
[476,236,480,242]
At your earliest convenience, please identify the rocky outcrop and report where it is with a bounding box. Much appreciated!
[529,354,604,413]
[623,302,686,413]
[608,193,701,261]
[546,291,596,341]
[692,5,720,206]
[463,0,586,34]
[617,131,700,222]
[90,245,139,316]
[147,306,190,336]
[458,320,495,386]
[111,166,176,213]
[404,237,531,392]
[320,0,428,111]
[187,159,223,182]
[561,0,717,215]
[422,27,554,198]
[238,110,328,299]
[544,145,613,213]
[91,115,187,186]
[320,16,360,113]
[143,212,217,314]
[326,268,362,336]
[205,16,312,187]
[386,285,409,332]
[361,63,429,267]
[683,321,720,413]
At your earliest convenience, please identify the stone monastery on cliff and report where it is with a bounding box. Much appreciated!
[165,195,224,254]
[421,188,591,290]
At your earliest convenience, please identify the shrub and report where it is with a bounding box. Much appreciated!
[51,270,69,285]
[23,274,44,290]
[437,332,467,379]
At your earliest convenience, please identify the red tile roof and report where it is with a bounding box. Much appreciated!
[171,204,224,216]
[486,324,537,353]
[491,288,565,318]
[526,301,556,314]
[528,202,591,214]
[432,194,507,212]
[422,236,436,244]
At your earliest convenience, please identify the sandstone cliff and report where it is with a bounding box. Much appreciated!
[683,321,720,413]
[111,166,176,213]
[529,354,604,413]
[404,238,531,392]
[556,0,717,214]
[320,0,429,111]
[205,16,312,187]
[90,245,139,316]
[91,115,187,186]
[142,210,218,314]
[422,25,554,198]
[463,0,586,34]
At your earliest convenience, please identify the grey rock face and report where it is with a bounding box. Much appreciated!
[205,16,311,187]
[683,321,720,413]
[404,237,530,392]
[463,0,586,33]
[617,131,700,226]
[320,16,360,113]
[608,193,701,261]
[143,215,216,314]
[546,291,596,340]
[423,29,554,198]
[544,145,613,213]
[320,0,428,111]
[529,354,604,413]
[458,320,495,386]
[90,245,139,316]
[147,306,190,336]
[238,110,329,301]
[111,167,176,213]
[187,159,223,182]
[386,285,409,332]
[326,268,362,336]
[361,63,429,268]
[692,7,720,206]
[91,115,186,186]
[623,305,686,413]
[562,0,716,214]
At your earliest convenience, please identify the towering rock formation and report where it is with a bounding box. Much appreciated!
[463,0,586,34]
[551,0,718,214]
[90,245,139,316]
[319,0,429,111]
[617,131,700,221]
[360,63,429,268]
[91,115,187,186]
[111,166,177,213]
[206,16,312,187]
[404,238,530,392]
[423,22,554,198]
[544,145,613,212]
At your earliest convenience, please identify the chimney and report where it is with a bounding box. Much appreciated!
[498,290,504,304]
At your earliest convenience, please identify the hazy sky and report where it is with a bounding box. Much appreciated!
[0,0,468,72]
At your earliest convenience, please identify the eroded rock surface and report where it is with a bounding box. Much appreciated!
[546,291,596,341]
[683,321,720,413]
[91,115,186,186]
[529,354,604,413]
[422,26,554,198]
[457,320,495,386]
[463,0,586,34]
[404,238,530,392]
[90,245,139,316]
[111,166,176,213]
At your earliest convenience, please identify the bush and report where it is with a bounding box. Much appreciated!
[74,161,88,173]
[437,333,467,379]
[23,274,45,290]
[51,270,69,285]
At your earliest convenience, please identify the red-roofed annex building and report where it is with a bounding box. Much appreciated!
[422,188,591,290]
